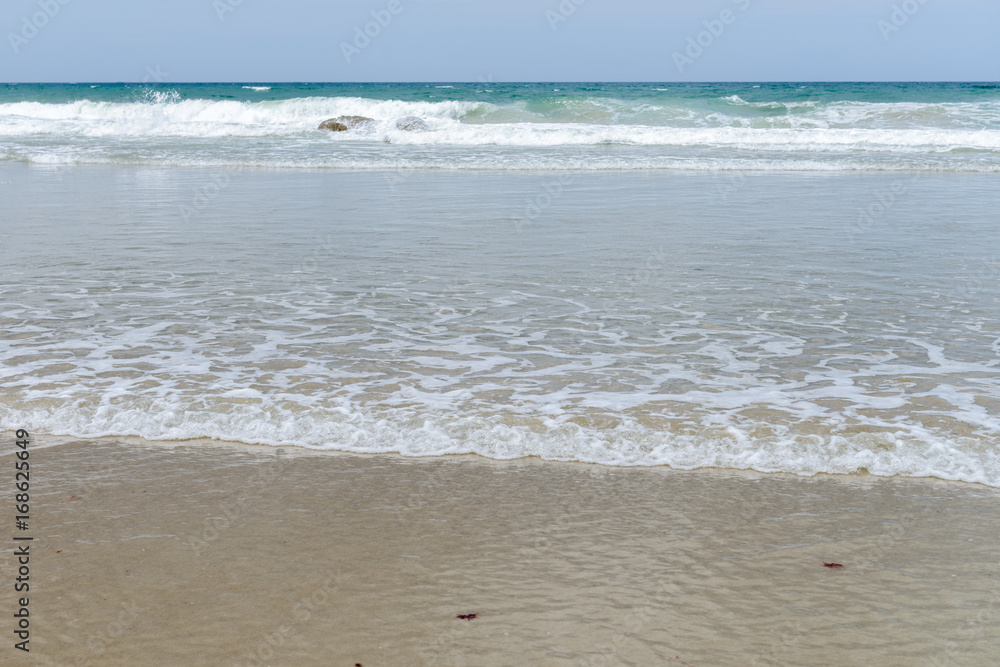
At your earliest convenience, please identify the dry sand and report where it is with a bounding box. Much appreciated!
[2,435,999,666]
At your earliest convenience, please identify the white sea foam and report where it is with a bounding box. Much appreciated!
[3,99,996,152]
[7,402,998,486]
[3,267,999,486]
[0,97,485,138]
[0,95,998,170]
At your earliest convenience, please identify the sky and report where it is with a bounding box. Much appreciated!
[1,0,998,82]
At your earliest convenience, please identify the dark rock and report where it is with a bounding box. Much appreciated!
[318,120,348,131]
[318,116,375,131]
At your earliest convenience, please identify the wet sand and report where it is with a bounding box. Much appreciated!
[3,435,999,666]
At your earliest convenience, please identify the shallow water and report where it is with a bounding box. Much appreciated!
[2,164,998,485]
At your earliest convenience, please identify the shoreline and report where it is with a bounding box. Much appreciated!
[5,435,999,665]
[8,160,1000,175]
[7,431,1000,492]
[5,430,1000,492]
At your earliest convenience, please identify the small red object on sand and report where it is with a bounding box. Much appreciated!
[456,613,478,620]
[823,562,844,568]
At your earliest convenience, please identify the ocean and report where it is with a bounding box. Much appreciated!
[2,81,1000,171]
[1,82,998,486]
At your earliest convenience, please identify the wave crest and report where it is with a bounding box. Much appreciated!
[2,94,1000,170]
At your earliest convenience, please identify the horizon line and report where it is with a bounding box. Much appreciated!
[4,80,1000,85]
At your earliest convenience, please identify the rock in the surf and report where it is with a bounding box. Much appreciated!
[318,116,375,131]
[318,119,348,131]
[396,116,429,131]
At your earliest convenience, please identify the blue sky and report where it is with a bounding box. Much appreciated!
[2,0,998,82]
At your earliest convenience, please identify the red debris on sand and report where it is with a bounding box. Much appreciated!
[823,562,844,569]
[456,613,478,620]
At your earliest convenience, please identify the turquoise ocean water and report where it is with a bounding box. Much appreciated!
[2,81,999,170]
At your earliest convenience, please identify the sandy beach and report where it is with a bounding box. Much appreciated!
[4,10,1000,667]
[2,435,997,666]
